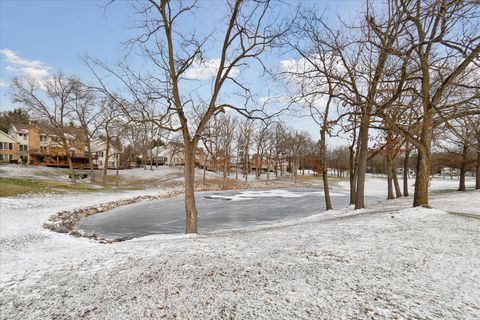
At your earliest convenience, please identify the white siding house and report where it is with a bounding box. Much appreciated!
[90,139,120,169]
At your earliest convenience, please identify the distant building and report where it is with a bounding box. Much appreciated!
[8,123,30,163]
[0,131,19,163]
[144,142,205,168]
[439,166,460,176]
[4,122,121,170]
[90,139,120,169]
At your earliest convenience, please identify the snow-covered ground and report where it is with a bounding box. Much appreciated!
[1,173,479,319]
[0,164,71,182]
[0,164,221,184]
[338,175,477,197]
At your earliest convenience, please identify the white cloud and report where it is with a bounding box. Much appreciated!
[23,66,49,80]
[184,58,239,80]
[0,48,50,82]
[0,79,7,88]
[0,48,44,68]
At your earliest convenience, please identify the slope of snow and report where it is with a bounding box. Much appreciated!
[1,174,479,319]
[0,164,70,181]
[0,163,223,184]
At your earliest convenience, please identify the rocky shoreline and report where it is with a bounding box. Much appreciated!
[43,190,185,243]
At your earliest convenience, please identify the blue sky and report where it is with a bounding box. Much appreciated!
[0,0,363,141]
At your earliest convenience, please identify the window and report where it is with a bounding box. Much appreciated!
[18,133,28,140]
[40,135,47,142]
[98,151,104,158]
[20,145,28,152]
[0,143,3,150]
[0,154,3,160]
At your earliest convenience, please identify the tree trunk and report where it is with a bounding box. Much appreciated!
[294,158,298,184]
[386,156,395,200]
[403,148,410,196]
[349,144,356,205]
[184,143,198,234]
[235,153,239,180]
[86,139,95,183]
[476,144,480,189]
[244,149,249,183]
[103,139,110,187]
[320,124,332,210]
[150,147,153,171]
[392,159,402,197]
[67,153,76,184]
[266,152,271,181]
[203,156,207,185]
[354,113,370,209]
[115,152,120,188]
[223,151,228,189]
[275,158,278,177]
[259,157,263,179]
[322,168,332,210]
[413,109,433,207]
[413,147,430,207]
[458,143,468,191]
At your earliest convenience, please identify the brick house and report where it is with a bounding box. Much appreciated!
[8,123,92,169]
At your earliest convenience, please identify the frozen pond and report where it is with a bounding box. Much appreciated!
[77,189,379,239]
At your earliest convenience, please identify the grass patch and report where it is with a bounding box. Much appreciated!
[430,187,476,195]
[0,177,103,197]
[294,174,348,187]
[0,177,58,197]
[448,211,480,220]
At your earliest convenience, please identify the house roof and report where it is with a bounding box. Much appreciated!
[9,123,29,134]
[90,139,120,153]
[10,122,86,141]
[0,130,19,143]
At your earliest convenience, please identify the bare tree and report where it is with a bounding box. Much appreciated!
[253,121,271,180]
[238,119,255,183]
[98,99,121,187]
[284,10,347,210]
[68,81,104,183]
[88,0,290,233]
[218,114,237,188]
[377,0,480,207]
[11,74,80,184]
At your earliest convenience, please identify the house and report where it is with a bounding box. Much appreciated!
[148,142,185,166]
[250,153,274,173]
[8,123,91,169]
[203,150,236,172]
[90,139,120,169]
[145,142,205,168]
[8,123,30,163]
[439,166,460,177]
[0,131,19,163]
